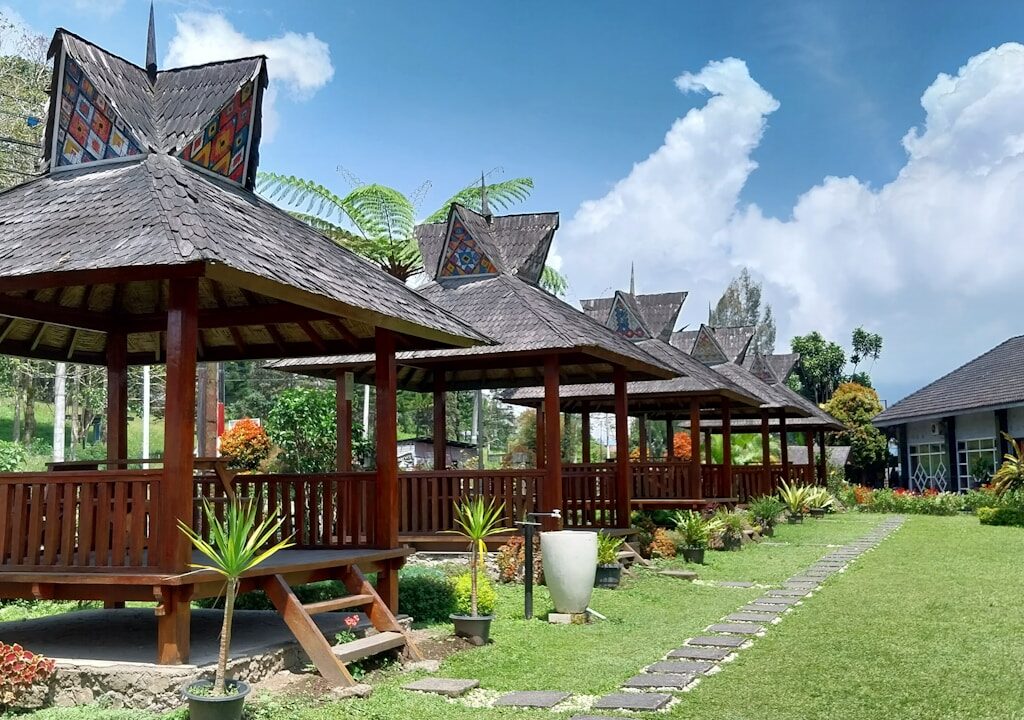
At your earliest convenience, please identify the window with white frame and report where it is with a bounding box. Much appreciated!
[957,437,997,487]
[909,442,948,492]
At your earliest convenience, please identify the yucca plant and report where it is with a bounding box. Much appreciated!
[672,510,721,550]
[992,432,1024,497]
[179,498,294,695]
[806,487,836,511]
[748,495,786,531]
[445,497,507,617]
[778,479,812,517]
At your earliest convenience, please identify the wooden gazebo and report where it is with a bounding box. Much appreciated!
[269,203,678,540]
[0,27,490,684]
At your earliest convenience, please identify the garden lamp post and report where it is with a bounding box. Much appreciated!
[516,510,560,619]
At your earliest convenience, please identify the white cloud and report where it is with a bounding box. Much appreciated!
[561,44,1024,401]
[165,12,333,140]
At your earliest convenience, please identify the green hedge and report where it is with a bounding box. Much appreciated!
[978,506,1024,527]
[398,566,456,622]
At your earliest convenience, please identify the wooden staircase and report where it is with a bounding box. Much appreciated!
[262,566,422,687]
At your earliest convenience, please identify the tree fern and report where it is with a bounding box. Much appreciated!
[426,177,534,223]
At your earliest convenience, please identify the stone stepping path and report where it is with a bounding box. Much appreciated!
[407,516,905,714]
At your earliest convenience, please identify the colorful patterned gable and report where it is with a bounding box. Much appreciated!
[56,54,143,167]
[439,217,498,278]
[608,295,648,340]
[691,326,728,365]
[180,80,254,183]
[749,353,778,384]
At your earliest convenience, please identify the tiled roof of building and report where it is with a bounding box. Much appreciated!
[873,335,1024,426]
[581,290,687,343]
[672,325,755,363]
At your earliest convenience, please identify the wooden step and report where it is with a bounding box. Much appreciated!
[333,631,406,664]
[303,594,375,615]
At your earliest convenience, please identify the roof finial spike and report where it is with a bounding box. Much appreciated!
[146,1,157,84]
[479,171,492,222]
[629,262,635,296]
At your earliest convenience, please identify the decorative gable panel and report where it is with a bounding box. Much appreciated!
[439,217,498,278]
[54,52,143,169]
[180,79,255,183]
[750,353,778,384]
[607,294,648,340]
[691,326,728,365]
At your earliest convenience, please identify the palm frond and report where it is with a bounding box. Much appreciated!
[340,183,417,242]
[288,212,365,246]
[426,177,534,223]
[256,172,349,223]
[540,265,568,297]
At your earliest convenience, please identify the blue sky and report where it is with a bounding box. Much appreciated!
[10,0,1024,403]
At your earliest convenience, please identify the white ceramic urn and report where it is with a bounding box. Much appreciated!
[540,530,597,614]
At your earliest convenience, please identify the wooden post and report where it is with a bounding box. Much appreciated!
[704,429,712,465]
[689,399,701,499]
[638,414,648,461]
[780,413,789,482]
[665,417,674,460]
[581,402,591,464]
[613,366,630,527]
[816,430,828,486]
[158,278,198,664]
[375,330,399,611]
[432,375,447,471]
[336,370,352,471]
[535,405,546,469]
[542,356,562,530]
[761,411,771,496]
[105,330,128,465]
[805,430,815,484]
[722,399,733,499]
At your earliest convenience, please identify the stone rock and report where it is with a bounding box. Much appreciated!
[667,646,731,660]
[686,635,746,648]
[405,659,441,673]
[647,660,715,675]
[330,684,373,700]
[402,678,479,697]
[593,692,672,710]
[726,612,777,623]
[659,570,698,581]
[623,673,695,689]
[494,690,571,708]
[707,623,763,635]
[548,612,589,625]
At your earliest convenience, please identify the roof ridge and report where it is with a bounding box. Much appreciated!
[146,156,207,260]
[53,28,149,76]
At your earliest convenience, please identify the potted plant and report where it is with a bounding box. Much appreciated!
[594,533,624,589]
[445,497,506,645]
[806,487,835,518]
[748,495,785,536]
[712,508,746,550]
[672,510,720,563]
[178,498,293,720]
[779,479,811,523]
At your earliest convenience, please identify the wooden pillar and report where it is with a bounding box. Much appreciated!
[336,370,352,471]
[542,356,562,530]
[689,399,701,498]
[704,429,712,465]
[816,431,828,486]
[105,330,128,465]
[638,414,648,461]
[665,417,674,460]
[760,412,771,467]
[722,399,733,499]
[613,366,630,527]
[157,278,198,664]
[805,430,815,484]
[581,402,591,463]
[535,404,546,469]
[375,330,399,611]
[432,375,447,471]
[780,413,790,482]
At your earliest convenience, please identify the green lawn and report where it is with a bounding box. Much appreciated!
[12,514,1024,720]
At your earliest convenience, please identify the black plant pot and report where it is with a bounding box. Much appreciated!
[595,563,622,589]
[722,535,742,551]
[762,525,775,537]
[787,512,804,524]
[809,508,826,518]
[681,547,705,564]
[451,614,493,646]
[182,680,250,720]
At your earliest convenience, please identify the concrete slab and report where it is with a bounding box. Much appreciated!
[707,623,763,635]
[593,692,672,710]
[647,660,715,675]
[687,635,746,648]
[667,646,731,660]
[623,673,694,689]
[494,690,571,708]
[402,678,479,697]
[726,612,777,623]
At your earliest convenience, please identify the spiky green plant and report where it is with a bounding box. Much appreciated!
[778,479,812,516]
[806,486,836,511]
[672,510,723,550]
[596,532,624,565]
[179,498,294,695]
[444,497,507,617]
[992,432,1024,497]
[748,495,786,529]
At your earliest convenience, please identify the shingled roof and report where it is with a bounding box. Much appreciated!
[873,335,1024,427]
[268,205,677,390]
[672,325,755,364]
[581,290,687,343]
[0,25,489,364]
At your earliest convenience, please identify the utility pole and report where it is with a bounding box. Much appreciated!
[53,362,66,463]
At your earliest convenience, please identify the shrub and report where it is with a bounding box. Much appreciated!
[978,506,1024,527]
[747,496,785,529]
[672,510,721,549]
[452,572,495,616]
[963,487,1000,511]
[856,487,961,515]
[266,387,337,473]
[0,643,56,710]
[648,528,677,558]
[992,433,1024,497]
[0,440,25,472]
[712,508,747,549]
[219,419,271,471]
[596,533,624,565]
[398,566,456,623]
[494,536,542,584]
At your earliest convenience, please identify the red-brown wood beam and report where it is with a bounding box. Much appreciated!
[329,317,361,347]
[817,430,828,485]
[106,330,128,466]
[689,399,701,497]
[779,412,790,482]
[535,405,546,470]
[722,398,733,498]
[374,329,399,554]
[761,411,771,468]
[542,356,562,530]
[209,282,247,354]
[161,278,198,574]
[432,374,447,471]
[638,414,648,461]
[613,366,630,528]
[298,320,327,353]
[336,370,352,471]
[805,429,815,484]
[664,417,674,460]
[265,324,286,354]
[581,401,591,464]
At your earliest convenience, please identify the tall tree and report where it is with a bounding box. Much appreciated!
[789,331,846,403]
[0,12,47,190]
[850,326,883,386]
[823,382,888,483]
[709,267,776,354]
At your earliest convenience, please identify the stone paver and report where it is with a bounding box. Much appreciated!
[765,588,808,597]
[755,596,800,605]
[788,576,824,584]
[726,612,777,623]
[660,570,698,581]
[739,603,786,614]
[401,678,479,697]
[687,634,746,648]
[668,645,731,660]
[647,660,715,674]
[707,622,763,635]
[494,691,571,708]
[593,693,672,711]
[623,673,695,689]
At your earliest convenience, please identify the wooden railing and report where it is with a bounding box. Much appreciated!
[194,472,378,549]
[630,462,700,501]
[700,464,734,500]
[562,463,618,528]
[398,469,543,535]
[0,470,162,569]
